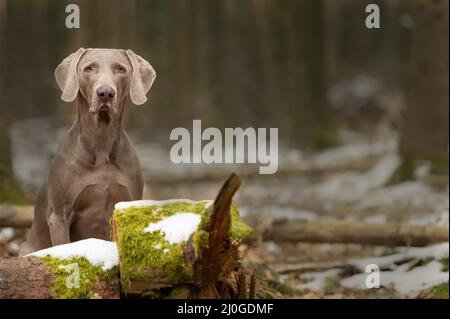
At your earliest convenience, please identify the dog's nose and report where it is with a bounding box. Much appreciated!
[96,86,115,101]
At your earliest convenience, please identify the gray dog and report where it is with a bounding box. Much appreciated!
[20,48,156,255]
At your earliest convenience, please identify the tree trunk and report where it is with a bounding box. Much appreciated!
[399,0,449,169]
[0,0,10,186]
[0,0,27,204]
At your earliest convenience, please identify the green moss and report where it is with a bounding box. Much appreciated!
[41,256,117,299]
[192,230,209,259]
[229,206,253,240]
[431,156,449,174]
[431,282,449,299]
[0,178,29,204]
[311,125,340,150]
[113,200,252,293]
[167,286,191,299]
[439,258,449,272]
[397,158,419,182]
[324,276,340,291]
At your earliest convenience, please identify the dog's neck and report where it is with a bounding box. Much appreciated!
[75,94,126,166]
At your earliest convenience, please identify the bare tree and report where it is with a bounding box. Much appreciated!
[399,0,449,175]
[0,0,12,201]
[0,0,26,203]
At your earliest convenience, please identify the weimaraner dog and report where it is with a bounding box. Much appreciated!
[20,48,156,255]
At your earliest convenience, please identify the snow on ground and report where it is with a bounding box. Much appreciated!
[410,210,449,227]
[286,243,449,295]
[0,228,15,242]
[292,138,396,172]
[341,261,448,295]
[347,242,449,271]
[363,215,387,224]
[143,212,201,244]
[339,243,449,295]
[309,154,401,202]
[356,181,447,212]
[24,238,119,271]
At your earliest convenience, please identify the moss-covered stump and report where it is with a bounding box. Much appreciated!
[112,200,251,297]
[16,238,121,299]
[112,173,253,298]
[40,256,119,299]
[0,256,120,299]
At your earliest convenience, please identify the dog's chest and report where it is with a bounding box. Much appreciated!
[64,158,133,204]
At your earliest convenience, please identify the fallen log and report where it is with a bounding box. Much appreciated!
[257,218,449,247]
[271,260,354,274]
[0,204,33,228]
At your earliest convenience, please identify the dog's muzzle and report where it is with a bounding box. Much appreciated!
[90,85,117,114]
[97,85,115,101]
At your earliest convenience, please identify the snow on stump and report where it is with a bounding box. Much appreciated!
[0,239,120,299]
[111,173,253,298]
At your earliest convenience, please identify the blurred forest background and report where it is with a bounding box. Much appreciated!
[0,0,448,298]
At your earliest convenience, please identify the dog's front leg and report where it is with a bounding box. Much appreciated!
[48,209,72,246]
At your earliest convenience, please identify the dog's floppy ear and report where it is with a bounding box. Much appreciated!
[125,49,156,105]
[55,48,86,102]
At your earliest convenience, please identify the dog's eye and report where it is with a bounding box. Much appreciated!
[117,66,127,73]
[84,66,94,73]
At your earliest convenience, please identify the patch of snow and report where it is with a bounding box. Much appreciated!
[115,199,207,210]
[363,215,387,224]
[8,240,21,254]
[328,75,384,108]
[409,198,449,226]
[265,241,282,255]
[347,242,449,272]
[414,161,432,179]
[341,261,448,295]
[24,238,119,271]
[410,212,449,227]
[357,180,446,213]
[311,154,401,202]
[319,243,334,252]
[0,228,15,242]
[143,213,201,244]
[299,138,397,172]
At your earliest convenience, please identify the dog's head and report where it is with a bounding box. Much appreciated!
[55,48,156,118]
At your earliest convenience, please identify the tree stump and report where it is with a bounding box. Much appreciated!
[0,256,120,299]
[111,173,254,298]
